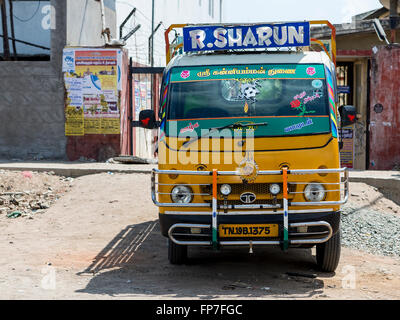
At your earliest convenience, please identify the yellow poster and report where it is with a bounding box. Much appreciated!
[65,106,84,136]
[84,118,102,134]
[101,118,120,134]
[99,75,118,92]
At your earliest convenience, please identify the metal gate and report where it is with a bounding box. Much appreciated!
[128,58,164,158]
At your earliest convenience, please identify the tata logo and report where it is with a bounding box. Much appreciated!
[240,192,256,204]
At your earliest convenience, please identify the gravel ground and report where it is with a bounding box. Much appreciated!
[341,204,400,257]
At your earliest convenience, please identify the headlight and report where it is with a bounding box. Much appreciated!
[171,185,193,203]
[220,184,232,196]
[269,183,280,195]
[304,183,326,202]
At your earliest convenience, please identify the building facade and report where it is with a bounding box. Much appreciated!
[312,7,400,170]
[0,0,117,160]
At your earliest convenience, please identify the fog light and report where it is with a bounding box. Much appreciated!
[269,183,280,195]
[220,184,232,196]
[304,183,326,202]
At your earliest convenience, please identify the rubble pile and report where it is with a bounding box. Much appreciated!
[0,170,73,219]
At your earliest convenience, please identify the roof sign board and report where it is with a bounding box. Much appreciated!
[183,22,310,52]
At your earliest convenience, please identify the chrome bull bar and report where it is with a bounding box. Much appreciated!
[152,167,348,249]
[168,221,333,246]
[151,168,349,208]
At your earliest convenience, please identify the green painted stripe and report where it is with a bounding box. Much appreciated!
[283,227,289,251]
[212,227,218,250]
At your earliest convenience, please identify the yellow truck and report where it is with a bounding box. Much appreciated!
[138,21,357,272]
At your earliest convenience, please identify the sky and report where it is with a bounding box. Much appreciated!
[222,0,384,24]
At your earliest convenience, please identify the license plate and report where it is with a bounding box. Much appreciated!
[219,224,279,238]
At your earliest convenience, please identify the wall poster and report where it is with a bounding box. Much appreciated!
[63,48,122,136]
[339,126,354,168]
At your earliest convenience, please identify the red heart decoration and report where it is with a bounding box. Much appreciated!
[348,114,355,122]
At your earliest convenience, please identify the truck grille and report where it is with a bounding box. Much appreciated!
[200,183,296,198]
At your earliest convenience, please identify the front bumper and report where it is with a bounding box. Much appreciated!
[159,210,340,247]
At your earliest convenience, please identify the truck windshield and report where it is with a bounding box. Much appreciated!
[166,64,332,137]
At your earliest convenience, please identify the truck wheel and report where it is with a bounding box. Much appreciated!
[168,239,187,264]
[316,230,341,272]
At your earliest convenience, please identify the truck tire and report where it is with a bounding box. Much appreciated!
[316,230,341,272]
[168,239,187,264]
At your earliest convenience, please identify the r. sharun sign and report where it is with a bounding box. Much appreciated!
[183,22,310,52]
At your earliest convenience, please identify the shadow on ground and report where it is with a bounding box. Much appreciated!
[76,220,334,298]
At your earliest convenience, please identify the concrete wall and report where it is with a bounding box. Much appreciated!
[67,0,117,47]
[0,0,67,160]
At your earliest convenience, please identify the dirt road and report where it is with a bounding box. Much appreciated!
[0,172,399,299]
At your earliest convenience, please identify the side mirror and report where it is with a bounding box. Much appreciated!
[339,105,357,127]
[138,109,159,129]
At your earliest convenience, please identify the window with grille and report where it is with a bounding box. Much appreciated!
[0,0,51,61]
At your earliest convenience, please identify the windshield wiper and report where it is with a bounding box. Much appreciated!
[182,122,268,147]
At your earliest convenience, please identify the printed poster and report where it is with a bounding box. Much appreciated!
[65,106,84,136]
[63,48,121,136]
[339,126,354,168]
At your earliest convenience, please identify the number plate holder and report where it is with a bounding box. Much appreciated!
[218,224,279,238]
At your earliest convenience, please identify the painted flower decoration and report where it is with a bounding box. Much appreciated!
[290,99,301,109]
[180,70,190,79]
[306,67,316,76]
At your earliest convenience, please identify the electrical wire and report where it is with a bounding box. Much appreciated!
[116,0,152,24]
[13,0,42,23]
[116,0,169,65]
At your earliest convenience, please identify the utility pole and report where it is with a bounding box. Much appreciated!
[151,0,155,67]
[219,0,223,23]
[148,21,162,66]
[0,0,10,60]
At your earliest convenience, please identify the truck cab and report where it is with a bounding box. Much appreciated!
[139,21,356,272]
